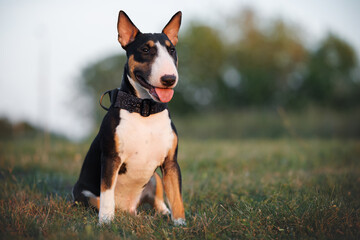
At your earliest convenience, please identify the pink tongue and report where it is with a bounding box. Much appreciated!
[154,88,174,103]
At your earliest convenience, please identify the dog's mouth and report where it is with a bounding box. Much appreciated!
[135,74,174,103]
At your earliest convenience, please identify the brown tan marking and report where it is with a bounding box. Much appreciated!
[153,172,166,211]
[163,170,185,219]
[168,131,178,160]
[100,151,122,192]
[100,159,121,192]
[127,55,150,81]
[163,132,185,220]
[89,196,100,210]
[100,133,122,192]
[165,40,171,48]
[147,40,155,47]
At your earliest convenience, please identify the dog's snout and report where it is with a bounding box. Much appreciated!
[160,75,176,87]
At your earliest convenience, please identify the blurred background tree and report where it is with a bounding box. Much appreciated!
[79,54,127,124]
[78,8,360,133]
[224,9,308,108]
[300,34,360,108]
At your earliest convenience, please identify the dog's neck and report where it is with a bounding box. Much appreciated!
[120,64,152,100]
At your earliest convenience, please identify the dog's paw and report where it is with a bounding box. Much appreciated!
[161,208,171,215]
[173,218,186,226]
[158,205,170,215]
[98,213,114,225]
[154,201,170,215]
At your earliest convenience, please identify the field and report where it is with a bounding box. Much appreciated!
[0,110,360,239]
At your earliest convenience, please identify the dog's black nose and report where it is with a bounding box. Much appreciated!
[160,75,176,87]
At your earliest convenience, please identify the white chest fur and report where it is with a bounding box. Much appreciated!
[114,109,174,211]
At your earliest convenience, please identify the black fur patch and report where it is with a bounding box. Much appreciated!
[118,163,127,175]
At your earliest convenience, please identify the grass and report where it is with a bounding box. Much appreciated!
[0,135,359,239]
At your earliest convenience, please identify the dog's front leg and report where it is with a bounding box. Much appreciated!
[99,154,121,224]
[161,136,185,226]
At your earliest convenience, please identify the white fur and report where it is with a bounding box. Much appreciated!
[114,109,174,212]
[82,190,97,198]
[173,218,186,226]
[99,188,116,224]
[165,199,185,225]
[149,42,178,88]
[128,75,152,99]
[155,199,171,215]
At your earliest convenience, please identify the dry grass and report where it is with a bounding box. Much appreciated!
[0,137,359,239]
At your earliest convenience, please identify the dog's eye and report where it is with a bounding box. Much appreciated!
[169,47,175,54]
[142,47,149,53]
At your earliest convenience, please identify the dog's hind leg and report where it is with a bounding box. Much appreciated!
[72,134,102,210]
[140,172,170,215]
[72,183,100,210]
[82,190,100,210]
[153,172,170,214]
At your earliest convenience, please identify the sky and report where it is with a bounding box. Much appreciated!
[0,0,359,140]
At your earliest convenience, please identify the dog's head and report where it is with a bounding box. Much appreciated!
[117,11,182,103]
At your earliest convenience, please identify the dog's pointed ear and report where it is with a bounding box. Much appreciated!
[117,11,140,48]
[162,11,182,46]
